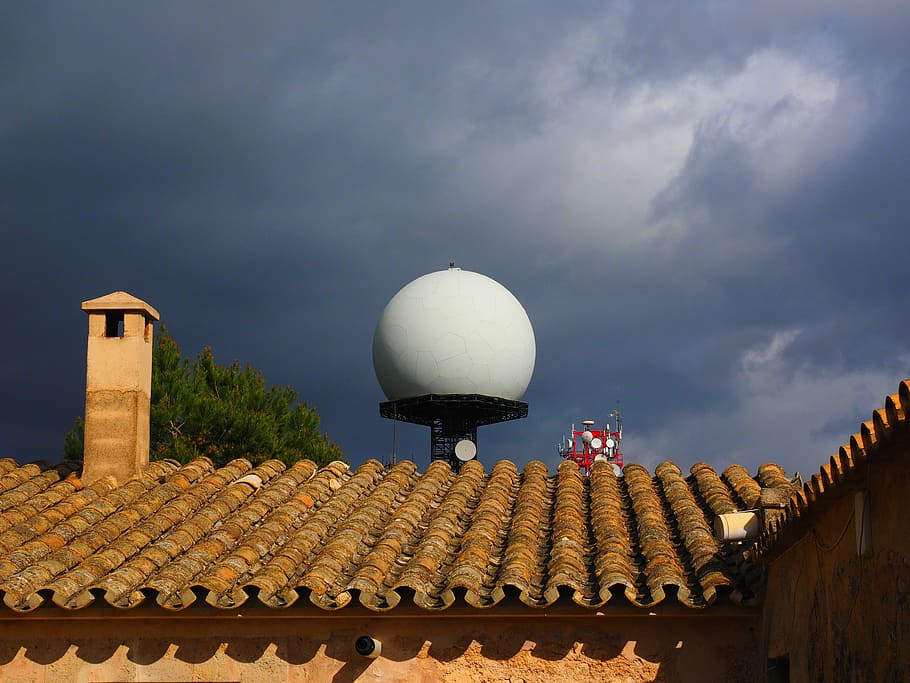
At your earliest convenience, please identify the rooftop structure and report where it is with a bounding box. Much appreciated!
[80,291,159,486]
[373,265,535,467]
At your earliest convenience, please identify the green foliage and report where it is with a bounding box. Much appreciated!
[64,327,344,468]
[62,416,84,462]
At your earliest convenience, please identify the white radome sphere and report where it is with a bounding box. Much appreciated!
[373,267,536,401]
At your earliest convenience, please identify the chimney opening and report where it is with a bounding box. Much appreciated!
[105,312,125,338]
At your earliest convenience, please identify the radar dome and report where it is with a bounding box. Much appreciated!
[373,266,536,401]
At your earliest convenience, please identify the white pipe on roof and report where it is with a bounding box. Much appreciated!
[714,511,761,542]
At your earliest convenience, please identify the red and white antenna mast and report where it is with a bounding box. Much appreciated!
[557,407,624,476]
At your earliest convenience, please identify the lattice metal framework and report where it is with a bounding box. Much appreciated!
[379,394,528,468]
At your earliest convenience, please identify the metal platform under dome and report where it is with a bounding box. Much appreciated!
[379,394,528,467]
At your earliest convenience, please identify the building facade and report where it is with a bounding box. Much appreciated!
[758,381,910,682]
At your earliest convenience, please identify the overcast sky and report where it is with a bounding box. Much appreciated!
[2,2,908,479]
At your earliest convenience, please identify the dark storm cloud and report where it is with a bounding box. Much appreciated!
[1,3,907,477]
[652,67,910,370]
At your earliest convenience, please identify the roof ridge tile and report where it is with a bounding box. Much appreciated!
[753,378,910,562]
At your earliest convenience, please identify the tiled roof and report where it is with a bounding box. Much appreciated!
[755,379,910,560]
[0,453,789,614]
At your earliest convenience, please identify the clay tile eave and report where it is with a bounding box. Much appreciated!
[0,451,772,616]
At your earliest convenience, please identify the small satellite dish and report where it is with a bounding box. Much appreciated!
[610,463,623,477]
[582,430,594,444]
[455,439,477,462]
[594,453,608,463]
[605,437,616,449]
[590,437,603,450]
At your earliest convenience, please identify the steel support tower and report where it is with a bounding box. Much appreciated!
[379,394,528,468]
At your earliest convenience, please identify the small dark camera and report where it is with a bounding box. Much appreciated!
[355,635,381,658]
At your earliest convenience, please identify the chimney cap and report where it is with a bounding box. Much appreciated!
[81,291,160,321]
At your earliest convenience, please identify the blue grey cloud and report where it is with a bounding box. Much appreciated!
[1,3,907,477]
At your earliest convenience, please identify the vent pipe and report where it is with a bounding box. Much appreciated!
[714,511,761,542]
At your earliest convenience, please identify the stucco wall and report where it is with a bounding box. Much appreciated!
[82,310,154,485]
[762,449,910,682]
[0,610,759,682]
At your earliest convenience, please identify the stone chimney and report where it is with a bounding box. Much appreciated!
[81,291,160,485]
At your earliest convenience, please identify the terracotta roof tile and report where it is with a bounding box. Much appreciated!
[589,458,636,604]
[722,464,762,509]
[388,461,482,610]
[754,378,910,561]
[497,460,551,606]
[448,460,519,607]
[0,449,783,613]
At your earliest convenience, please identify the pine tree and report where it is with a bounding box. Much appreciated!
[64,327,344,468]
